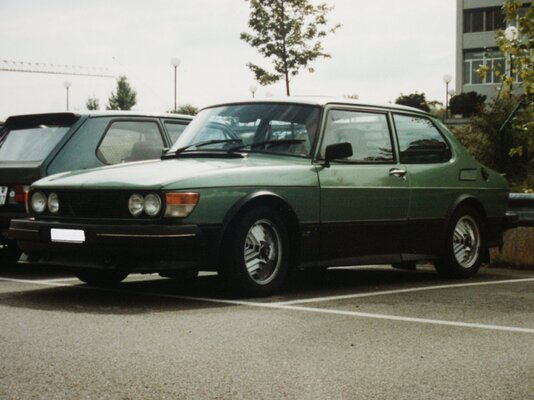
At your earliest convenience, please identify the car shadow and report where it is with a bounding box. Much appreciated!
[1,264,521,316]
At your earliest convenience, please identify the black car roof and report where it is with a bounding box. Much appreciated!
[4,111,193,130]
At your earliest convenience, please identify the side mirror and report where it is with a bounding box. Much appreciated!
[324,142,353,167]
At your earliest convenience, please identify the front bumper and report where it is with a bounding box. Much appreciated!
[9,218,221,271]
[1,210,29,244]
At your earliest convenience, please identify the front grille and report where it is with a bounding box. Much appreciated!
[57,190,129,218]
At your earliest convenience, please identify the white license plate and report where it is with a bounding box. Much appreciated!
[0,186,7,206]
[50,228,85,243]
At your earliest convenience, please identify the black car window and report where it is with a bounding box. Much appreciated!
[321,110,394,162]
[0,126,70,162]
[393,114,451,164]
[165,122,188,144]
[97,121,164,164]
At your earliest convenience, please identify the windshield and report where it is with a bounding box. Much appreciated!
[0,126,70,162]
[169,103,320,157]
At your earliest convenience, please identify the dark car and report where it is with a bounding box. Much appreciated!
[0,111,192,257]
[10,99,513,296]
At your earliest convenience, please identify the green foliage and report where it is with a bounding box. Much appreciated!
[106,76,137,110]
[168,104,199,116]
[452,96,531,183]
[473,0,534,188]
[240,0,340,95]
[394,92,430,112]
[497,1,534,97]
[449,92,486,117]
[85,97,100,111]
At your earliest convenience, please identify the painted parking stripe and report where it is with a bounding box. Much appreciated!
[276,278,534,305]
[1,276,533,334]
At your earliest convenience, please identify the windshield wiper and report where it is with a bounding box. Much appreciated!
[171,139,242,155]
[228,139,305,152]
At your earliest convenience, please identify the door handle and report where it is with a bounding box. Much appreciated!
[389,168,407,179]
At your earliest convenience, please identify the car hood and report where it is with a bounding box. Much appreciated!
[33,155,317,190]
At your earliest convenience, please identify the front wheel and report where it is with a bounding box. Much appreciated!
[220,207,289,297]
[76,269,128,286]
[434,206,485,278]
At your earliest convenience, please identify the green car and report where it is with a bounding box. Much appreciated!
[10,99,513,296]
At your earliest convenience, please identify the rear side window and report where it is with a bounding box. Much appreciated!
[0,126,70,162]
[321,110,394,162]
[97,121,164,164]
[165,122,188,144]
[393,114,451,164]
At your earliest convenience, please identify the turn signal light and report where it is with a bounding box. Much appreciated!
[165,192,199,217]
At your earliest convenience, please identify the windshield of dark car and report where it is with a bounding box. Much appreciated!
[0,126,70,162]
[169,103,320,157]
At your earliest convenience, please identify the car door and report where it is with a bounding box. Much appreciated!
[392,113,455,256]
[317,107,410,263]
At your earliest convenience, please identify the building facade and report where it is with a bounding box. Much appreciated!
[456,0,529,99]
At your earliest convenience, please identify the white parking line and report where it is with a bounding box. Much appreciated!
[276,278,534,305]
[1,275,534,334]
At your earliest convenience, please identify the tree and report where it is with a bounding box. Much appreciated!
[168,104,199,116]
[86,97,100,111]
[449,92,486,117]
[240,0,340,96]
[468,1,533,188]
[395,92,430,112]
[106,76,137,110]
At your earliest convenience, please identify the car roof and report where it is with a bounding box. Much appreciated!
[4,111,193,128]
[204,96,428,115]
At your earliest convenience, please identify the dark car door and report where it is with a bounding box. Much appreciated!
[317,107,410,264]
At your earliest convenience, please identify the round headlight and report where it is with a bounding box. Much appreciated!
[48,192,59,213]
[128,193,144,216]
[31,192,47,214]
[144,193,161,217]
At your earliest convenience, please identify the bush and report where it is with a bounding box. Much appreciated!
[449,91,486,117]
[395,92,430,112]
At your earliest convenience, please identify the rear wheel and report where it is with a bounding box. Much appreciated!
[76,269,128,286]
[220,207,289,297]
[435,206,485,278]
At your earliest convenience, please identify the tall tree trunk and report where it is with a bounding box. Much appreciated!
[285,71,290,96]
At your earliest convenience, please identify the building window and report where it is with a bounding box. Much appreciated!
[463,49,506,85]
[464,7,506,33]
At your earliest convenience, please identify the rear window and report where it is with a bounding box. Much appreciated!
[0,126,70,162]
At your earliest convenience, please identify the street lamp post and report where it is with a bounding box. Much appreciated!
[504,26,519,91]
[442,74,452,119]
[249,84,257,98]
[170,57,181,112]
[64,81,71,111]
[447,88,456,117]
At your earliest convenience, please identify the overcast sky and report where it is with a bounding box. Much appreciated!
[0,0,456,120]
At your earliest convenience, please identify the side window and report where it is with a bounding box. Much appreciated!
[394,114,451,164]
[165,122,188,144]
[97,120,164,164]
[321,110,394,162]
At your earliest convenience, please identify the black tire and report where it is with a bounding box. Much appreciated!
[220,206,290,297]
[76,269,128,286]
[434,205,485,278]
[159,270,198,280]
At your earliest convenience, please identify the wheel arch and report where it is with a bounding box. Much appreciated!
[217,191,301,268]
[445,194,488,227]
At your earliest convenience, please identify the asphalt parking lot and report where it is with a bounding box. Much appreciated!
[0,263,533,399]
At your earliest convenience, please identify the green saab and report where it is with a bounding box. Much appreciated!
[9,99,514,296]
